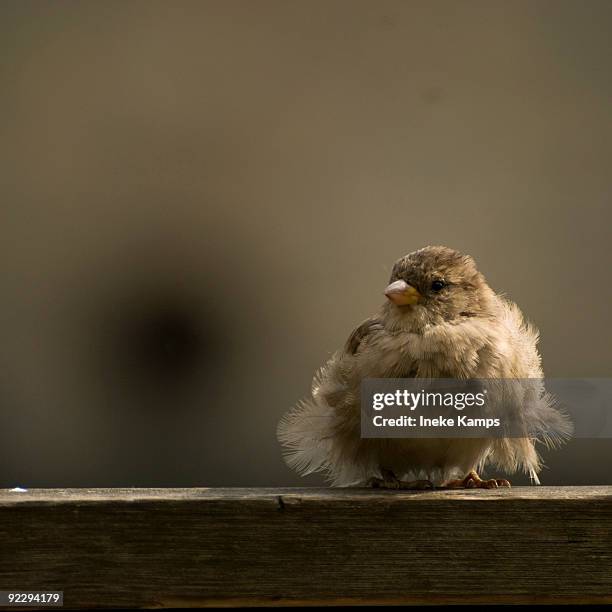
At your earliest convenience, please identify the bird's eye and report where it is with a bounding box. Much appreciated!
[431,279,446,292]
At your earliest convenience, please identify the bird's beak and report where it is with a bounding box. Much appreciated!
[384,280,422,305]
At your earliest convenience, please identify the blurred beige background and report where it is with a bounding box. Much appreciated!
[1,0,611,487]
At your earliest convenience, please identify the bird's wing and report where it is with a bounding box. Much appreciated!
[344,317,385,355]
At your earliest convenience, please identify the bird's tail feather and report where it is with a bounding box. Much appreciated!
[276,395,334,477]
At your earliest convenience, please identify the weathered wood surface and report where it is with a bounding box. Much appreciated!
[1,487,611,608]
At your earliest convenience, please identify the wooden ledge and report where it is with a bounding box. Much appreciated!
[1,487,611,607]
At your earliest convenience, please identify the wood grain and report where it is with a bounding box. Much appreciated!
[1,487,611,608]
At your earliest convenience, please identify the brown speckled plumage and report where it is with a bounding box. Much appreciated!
[278,246,571,486]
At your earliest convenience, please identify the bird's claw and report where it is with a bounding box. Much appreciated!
[466,477,511,489]
[444,469,511,489]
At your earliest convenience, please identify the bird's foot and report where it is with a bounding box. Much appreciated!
[443,469,511,489]
[368,469,434,490]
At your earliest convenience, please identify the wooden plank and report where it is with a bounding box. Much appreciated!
[1,487,611,608]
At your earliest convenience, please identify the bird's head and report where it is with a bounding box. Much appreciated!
[383,246,495,327]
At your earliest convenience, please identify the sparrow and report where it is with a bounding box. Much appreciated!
[277,246,571,489]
